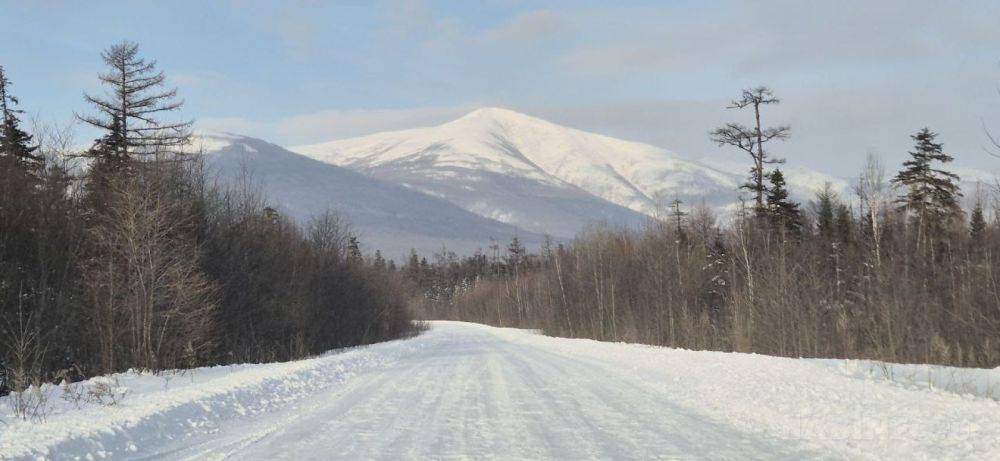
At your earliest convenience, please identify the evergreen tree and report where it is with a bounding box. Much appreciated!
[813,185,835,239]
[87,116,128,176]
[506,236,525,271]
[970,200,986,242]
[347,235,362,263]
[834,203,854,244]
[765,168,803,235]
[80,116,128,214]
[0,66,43,175]
[405,249,421,280]
[419,256,430,278]
[891,128,962,236]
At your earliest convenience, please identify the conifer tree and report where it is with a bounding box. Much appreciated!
[0,66,43,175]
[347,235,362,263]
[834,203,854,244]
[76,41,191,169]
[970,200,986,242]
[765,168,802,235]
[406,249,420,271]
[87,116,128,175]
[891,128,962,237]
[710,86,790,210]
[507,236,525,271]
[813,185,836,238]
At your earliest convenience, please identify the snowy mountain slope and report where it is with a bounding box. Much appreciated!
[198,134,548,259]
[4,322,999,460]
[293,108,848,222]
[292,109,655,236]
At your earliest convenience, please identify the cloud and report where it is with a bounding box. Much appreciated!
[375,0,465,52]
[553,0,1000,78]
[199,0,1000,177]
[526,76,1000,181]
[479,9,574,47]
[251,1,326,58]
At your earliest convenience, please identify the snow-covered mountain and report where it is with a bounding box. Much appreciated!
[198,133,547,259]
[198,109,854,258]
[294,108,653,237]
[293,108,847,228]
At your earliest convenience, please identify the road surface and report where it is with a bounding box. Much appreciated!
[3,321,999,459]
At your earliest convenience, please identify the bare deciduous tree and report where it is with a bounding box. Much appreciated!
[76,41,191,163]
[83,178,216,372]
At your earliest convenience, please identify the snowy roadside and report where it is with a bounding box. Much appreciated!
[482,324,1000,459]
[2,321,999,460]
[0,337,418,460]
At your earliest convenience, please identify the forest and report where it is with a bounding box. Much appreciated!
[3,41,999,407]
[0,42,418,397]
[408,88,1000,369]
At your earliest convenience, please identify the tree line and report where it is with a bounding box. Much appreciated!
[410,87,1000,368]
[0,42,417,396]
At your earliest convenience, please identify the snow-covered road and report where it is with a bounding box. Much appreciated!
[3,321,1000,460]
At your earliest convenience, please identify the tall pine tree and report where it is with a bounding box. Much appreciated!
[891,128,962,238]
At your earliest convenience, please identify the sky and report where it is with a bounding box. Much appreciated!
[4,0,1000,179]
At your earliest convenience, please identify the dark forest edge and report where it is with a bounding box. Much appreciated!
[0,42,420,398]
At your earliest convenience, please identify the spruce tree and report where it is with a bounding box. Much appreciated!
[87,116,128,176]
[0,66,43,176]
[891,128,962,237]
[970,201,986,242]
[765,168,802,235]
[813,185,835,238]
[347,235,362,263]
[834,203,854,244]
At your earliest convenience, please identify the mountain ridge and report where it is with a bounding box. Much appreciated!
[291,107,847,222]
[196,133,551,259]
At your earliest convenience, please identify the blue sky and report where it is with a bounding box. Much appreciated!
[5,0,1000,179]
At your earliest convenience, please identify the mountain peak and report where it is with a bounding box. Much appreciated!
[456,107,551,127]
[292,108,846,229]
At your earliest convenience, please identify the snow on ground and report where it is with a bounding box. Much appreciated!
[2,321,999,460]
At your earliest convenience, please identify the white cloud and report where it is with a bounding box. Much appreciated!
[200,0,1000,177]
[479,9,573,47]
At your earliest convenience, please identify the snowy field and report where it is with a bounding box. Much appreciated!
[2,321,999,460]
